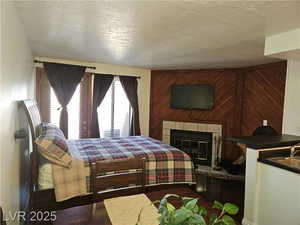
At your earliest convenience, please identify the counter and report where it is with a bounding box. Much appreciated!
[228,134,300,225]
[228,134,300,149]
[229,134,300,174]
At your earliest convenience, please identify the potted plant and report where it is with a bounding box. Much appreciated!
[136,194,239,225]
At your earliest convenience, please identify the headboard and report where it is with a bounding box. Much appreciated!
[20,100,42,141]
[20,100,42,195]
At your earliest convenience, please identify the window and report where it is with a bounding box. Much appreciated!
[98,77,132,137]
[50,85,81,139]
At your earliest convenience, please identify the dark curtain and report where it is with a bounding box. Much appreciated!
[90,74,114,138]
[119,76,141,136]
[44,62,86,138]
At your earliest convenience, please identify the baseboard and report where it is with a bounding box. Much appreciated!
[242,218,258,225]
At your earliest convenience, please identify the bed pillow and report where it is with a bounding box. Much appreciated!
[35,122,72,168]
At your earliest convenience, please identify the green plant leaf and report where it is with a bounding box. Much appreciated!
[193,204,199,214]
[159,214,168,225]
[209,214,217,225]
[166,203,175,212]
[155,195,239,225]
[184,198,198,210]
[223,203,239,215]
[160,194,179,207]
[221,215,236,225]
[173,208,193,224]
[182,197,195,205]
[191,214,206,225]
[158,204,167,214]
[158,194,179,214]
[213,201,223,210]
[159,209,171,225]
[198,206,207,216]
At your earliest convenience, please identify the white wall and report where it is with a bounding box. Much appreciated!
[282,60,300,136]
[243,149,259,225]
[264,28,300,57]
[0,2,34,224]
[264,28,300,136]
[34,56,151,136]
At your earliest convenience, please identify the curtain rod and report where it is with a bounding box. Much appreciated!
[92,73,141,79]
[34,60,141,79]
[33,60,96,70]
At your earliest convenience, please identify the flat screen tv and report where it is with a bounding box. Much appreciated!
[170,85,214,110]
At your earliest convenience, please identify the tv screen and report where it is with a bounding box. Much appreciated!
[170,85,214,110]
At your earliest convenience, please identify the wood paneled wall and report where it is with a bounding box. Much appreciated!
[240,63,287,136]
[149,62,287,160]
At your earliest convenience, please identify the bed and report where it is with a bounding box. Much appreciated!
[21,100,195,210]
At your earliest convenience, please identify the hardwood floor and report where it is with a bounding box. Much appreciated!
[199,177,245,223]
[31,178,244,225]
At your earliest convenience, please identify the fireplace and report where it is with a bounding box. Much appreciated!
[170,129,213,166]
[162,121,222,168]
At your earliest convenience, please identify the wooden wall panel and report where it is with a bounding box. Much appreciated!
[150,69,240,160]
[240,62,287,136]
[149,62,287,160]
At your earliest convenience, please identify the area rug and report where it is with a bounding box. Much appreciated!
[104,194,159,225]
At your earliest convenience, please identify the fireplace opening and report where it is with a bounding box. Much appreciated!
[170,129,213,166]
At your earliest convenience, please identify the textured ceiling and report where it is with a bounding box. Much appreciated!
[15,1,300,69]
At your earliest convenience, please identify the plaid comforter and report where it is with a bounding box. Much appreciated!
[51,136,195,201]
